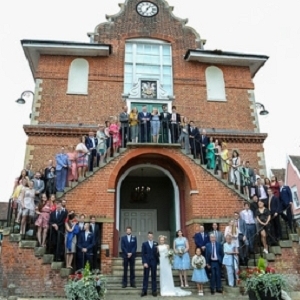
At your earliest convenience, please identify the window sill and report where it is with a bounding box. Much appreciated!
[66,91,88,96]
[207,98,227,102]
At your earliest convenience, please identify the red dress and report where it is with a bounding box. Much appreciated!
[270,182,280,198]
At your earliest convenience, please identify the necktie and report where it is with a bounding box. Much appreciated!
[150,241,153,248]
[128,235,130,243]
[212,243,216,259]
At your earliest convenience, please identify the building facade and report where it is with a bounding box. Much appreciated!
[21,0,269,273]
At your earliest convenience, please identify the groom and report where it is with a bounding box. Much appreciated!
[141,231,159,297]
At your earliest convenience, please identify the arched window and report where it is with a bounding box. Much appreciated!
[67,58,89,94]
[205,66,226,101]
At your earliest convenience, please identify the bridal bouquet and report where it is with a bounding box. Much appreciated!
[166,249,174,265]
[177,247,185,257]
[195,257,205,269]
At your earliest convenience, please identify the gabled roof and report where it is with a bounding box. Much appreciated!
[184,49,269,78]
[21,39,112,77]
[0,202,8,221]
[289,155,300,175]
[270,168,286,181]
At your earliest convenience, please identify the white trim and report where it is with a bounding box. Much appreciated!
[287,155,300,181]
[116,164,180,231]
[126,99,173,113]
[126,38,170,45]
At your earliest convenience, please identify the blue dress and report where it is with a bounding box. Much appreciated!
[151,115,160,135]
[173,237,190,270]
[191,255,209,283]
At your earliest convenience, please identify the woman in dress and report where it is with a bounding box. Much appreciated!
[35,193,51,247]
[12,169,29,193]
[96,124,107,164]
[270,175,280,198]
[214,139,222,177]
[220,142,230,180]
[109,117,119,155]
[240,160,250,199]
[150,107,160,143]
[104,120,113,162]
[19,180,36,238]
[178,116,190,154]
[15,178,28,223]
[157,235,191,296]
[173,229,191,287]
[75,136,89,179]
[230,150,241,190]
[224,220,239,250]
[191,247,208,296]
[206,137,215,170]
[264,177,271,188]
[256,199,271,254]
[65,212,79,269]
[67,145,78,182]
[49,194,57,212]
[222,234,239,287]
[129,107,139,142]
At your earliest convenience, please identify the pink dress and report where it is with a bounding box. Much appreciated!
[109,123,119,147]
[67,152,78,181]
[35,202,51,228]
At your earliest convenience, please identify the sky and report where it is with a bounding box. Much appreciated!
[0,0,299,201]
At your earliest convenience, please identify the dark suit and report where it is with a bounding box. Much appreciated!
[268,196,282,240]
[279,185,293,230]
[85,136,100,171]
[210,230,224,245]
[141,240,159,293]
[121,235,137,286]
[77,231,95,269]
[138,112,151,143]
[90,223,100,269]
[119,111,129,147]
[168,113,181,143]
[160,111,170,143]
[49,209,68,261]
[188,126,201,157]
[200,134,209,164]
[235,218,248,264]
[205,241,223,292]
[255,185,269,207]
[194,232,209,256]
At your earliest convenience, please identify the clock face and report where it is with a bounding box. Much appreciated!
[136,2,159,17]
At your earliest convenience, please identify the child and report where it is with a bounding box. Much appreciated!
[191,247,208,296]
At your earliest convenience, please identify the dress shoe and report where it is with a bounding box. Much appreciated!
[141,291,147,297]
[152,291,157,297]
[122,284,127,288]
[131,283,136,288]
[217,289,223,294]
[210,290,215,295]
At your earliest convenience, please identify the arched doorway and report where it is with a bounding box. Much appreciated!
[116,164,180,252]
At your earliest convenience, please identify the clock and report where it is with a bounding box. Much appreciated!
[136,2,159,17]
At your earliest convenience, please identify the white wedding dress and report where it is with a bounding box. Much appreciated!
[158,245,192,296]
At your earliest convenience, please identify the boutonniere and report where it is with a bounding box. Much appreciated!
[153,242,158,246]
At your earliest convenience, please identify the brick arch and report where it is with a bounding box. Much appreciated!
[107,147,197,190]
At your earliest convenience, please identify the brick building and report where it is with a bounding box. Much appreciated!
[6,1,298,297]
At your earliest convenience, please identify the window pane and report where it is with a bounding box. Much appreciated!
[163,76,172,85]
[126,43,133,52]
[163,85,172,94]
[151,45,160,55]
[124,83,132,94]
[136,54,147,64]
[137,44,144,53]
[150,55,160,64]
[163,46,170,55]
[163,66,172,75]
[125,64,133,73]
[124,74,132,83]
[163,55,171,65]
[125,52,133,62]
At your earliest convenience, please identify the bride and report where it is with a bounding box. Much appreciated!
[158,235,192,296]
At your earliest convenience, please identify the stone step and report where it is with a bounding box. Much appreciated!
[60,268,73,278]
[269,246,282,255]
[34,246,46,257]
[279,240,293,248]
[9,233,21,242]
[51,261,65,270]
[42,254,54,264]
[112,269,195,276]
[19,240,37,248]
[289,234,299,242]
[263,253,276,262]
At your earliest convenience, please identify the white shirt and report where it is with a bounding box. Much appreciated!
[171,113,176,121]
[241,209,255,224]
[259,185,267,199]
[127,235,131,242]
[149,240,153,248]
[90,137,96,148]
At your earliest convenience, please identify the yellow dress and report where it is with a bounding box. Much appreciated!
[221,149,230,173]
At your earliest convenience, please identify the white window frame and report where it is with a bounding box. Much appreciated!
[291,185,300,209]
[205,66,226,102]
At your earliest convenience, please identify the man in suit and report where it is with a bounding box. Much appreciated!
[267,188,282,242]
[188,121,201,158]
[168,105,181,143]
[243,161,254,198]
[121,226,137,288]
[200,129,209,165]
[240,202,256,253]
[78,214,85,232]
[205,233,224,295]
[25,162,34,180]
[159,104,170,143]
[90,215,100,270]
[119,105,129,148]
[278,180,294,232]
[32,172,45,205]
[55,147,69,192]
[44,159,55,184]
[210,223,224,245]
[85,131,100,172]
[49,201,68,261]
[138,105,151,143]
[255,178,269,207]
[234,212,248,266]
[194,225,209,257]
[141,231,159,297]
[77,222,95,269]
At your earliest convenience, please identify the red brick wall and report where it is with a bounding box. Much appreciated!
[0,238,67,298]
